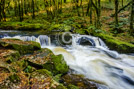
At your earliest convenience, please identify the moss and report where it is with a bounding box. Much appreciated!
[0,21,50,31]
[0,49,20,63]
[0,39,41,54]
[54,85,67,89]
[6,51,20,63]
[10,60,28,72]
[9,74,20,83]
[62,74,97,89]
[0,73,29,88]
[24,65,36,73]
[94,33,134,53]
[67,84,79,89]
[35,69,52,76]
[53,74,62,82]
[43,54,69,75]
[49,24,71,32]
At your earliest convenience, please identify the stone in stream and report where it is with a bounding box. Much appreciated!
[0,39,41,54]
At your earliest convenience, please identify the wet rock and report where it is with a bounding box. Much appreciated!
[0,61,12,73]
[23,48,54,68]
[43,54,69,75]
[10,60,29,73]
[67,84,79,89]
[0,48,20,63]
[30,69,67,89]
[93,33,134,53]
[62,74,97,89]
[0,73,29,89]
[23,48,69,75]
[0,39,41,54]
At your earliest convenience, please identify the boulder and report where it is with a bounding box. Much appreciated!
[30,69,67,89]
[0,48,20,63]
[22,48,69,75]
[0,39,41,54]
[62,74,97,89]
[0,73,30,89]
[43,54,69,75]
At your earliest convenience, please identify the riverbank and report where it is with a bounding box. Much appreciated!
[0,38,103,89]
[0,18,134,53]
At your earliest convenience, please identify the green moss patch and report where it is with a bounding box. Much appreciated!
[0,39,41,54]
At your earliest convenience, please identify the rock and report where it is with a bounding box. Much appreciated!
[43,54,69,75]
[94,33,134,53]
[0,39,41,54]
[0,61,12,73]
[10,60,29,73]
[30,69,67,89]
[67,84,79,89]
[0,47,20,63]
[23,48,54,68]
[62,74,97,89]
[0,73,30,89]
[22,48,69,75]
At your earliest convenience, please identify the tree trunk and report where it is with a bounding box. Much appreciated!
[130,0,134,35]
[32,0,35,19]
[115,0,119,27]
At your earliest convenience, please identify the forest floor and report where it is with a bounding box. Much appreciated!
[0,2,134,49]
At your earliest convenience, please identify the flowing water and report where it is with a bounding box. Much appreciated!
[1,30,134,89]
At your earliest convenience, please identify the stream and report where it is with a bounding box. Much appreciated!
[1,30,134,89]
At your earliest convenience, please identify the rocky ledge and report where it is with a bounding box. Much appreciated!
[0,38,99,89]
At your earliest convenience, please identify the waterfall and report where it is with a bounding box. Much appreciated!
[1,33,134,89]
[38,35,51,47]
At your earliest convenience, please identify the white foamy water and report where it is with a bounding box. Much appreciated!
[2,34,134,89]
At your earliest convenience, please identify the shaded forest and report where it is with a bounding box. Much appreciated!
[0,0,134,41]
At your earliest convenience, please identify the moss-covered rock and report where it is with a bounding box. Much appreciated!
[23,48,69,75]
[0,73,29,89]
[43,54,69,75]
[0,39,41,54]
[24,48,54,68]
[10,60,29,73]
[93,33,134,53]
[30,69,65,89]
[0,48,20,63]
[52,84,67,89]
[62,74,97,89]
[0,61,12,73]
[67,84,79,89]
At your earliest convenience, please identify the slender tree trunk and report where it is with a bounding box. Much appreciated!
[32,0,35,19]
[24,0,27,14]
[130,0,134,35]
[14,0,17,16]
[96,0,101,28]
[19,0,22,21]
[115,0,119,27]
[1,0,6,21]
[64,0,66,3]
[122,0,124,7]
[21,0,23,21]
[76,0,80,16]
[80,0,84,16]
[90,0,93,24]
[0,1,2,21]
